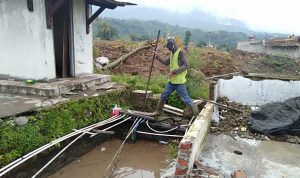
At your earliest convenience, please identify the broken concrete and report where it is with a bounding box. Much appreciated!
[175,103,214,177]
[199,134,300,178]
[0,74,110,97]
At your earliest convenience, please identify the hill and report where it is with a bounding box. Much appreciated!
[93,18,249,49]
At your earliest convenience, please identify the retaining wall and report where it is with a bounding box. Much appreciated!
[175,103,214,177]
[214,76,300,106]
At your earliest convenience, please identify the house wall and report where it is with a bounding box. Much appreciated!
[0,0,56,80]
[72,0,93,76]
[237,41,300,59]
[214,76,300,106]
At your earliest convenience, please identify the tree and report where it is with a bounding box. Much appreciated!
[97,21,118,40]
[196,41,207,47]
[184,30,192,47]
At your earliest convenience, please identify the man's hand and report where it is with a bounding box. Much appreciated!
[167,71,176,78]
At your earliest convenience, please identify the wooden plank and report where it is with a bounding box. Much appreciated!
[27,0,34,12]
[85,0,90,34]
[62,22,68,78]
[45,0,53,29]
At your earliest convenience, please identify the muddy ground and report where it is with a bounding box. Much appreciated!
[49,139,170,178]
[94,39,300,77]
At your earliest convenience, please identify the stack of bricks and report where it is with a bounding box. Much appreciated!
[175,141,193,177]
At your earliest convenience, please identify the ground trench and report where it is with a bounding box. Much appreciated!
[1,91,203,178]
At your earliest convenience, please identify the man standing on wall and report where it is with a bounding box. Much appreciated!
[151,36,199,116]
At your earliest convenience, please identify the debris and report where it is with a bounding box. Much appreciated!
[101,147,106,152]
[233,150,243,155]
[231,170,247,178]
[240,127,247,132]
[96,57,109,65]
[14,116,28,126]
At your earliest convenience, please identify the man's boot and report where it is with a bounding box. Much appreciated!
[191,104,200,116]
[151,99,165,116]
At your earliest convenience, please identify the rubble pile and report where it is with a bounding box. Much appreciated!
[210,97,300,144]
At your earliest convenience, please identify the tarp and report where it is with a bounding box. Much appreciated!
[248,97,300,136]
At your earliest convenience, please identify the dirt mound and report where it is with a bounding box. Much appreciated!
[94,39,170,77]
[93,40,300,77]
[199,48,238,76]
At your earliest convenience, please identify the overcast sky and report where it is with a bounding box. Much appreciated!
[122,0,299,34]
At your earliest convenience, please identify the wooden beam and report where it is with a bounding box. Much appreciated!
[87,6,105,25]
[27,0,34,12]
[50,0,68,16]
[45,0,53,29]
[85,1,91,34]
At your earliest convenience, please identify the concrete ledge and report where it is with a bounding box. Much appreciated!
[0,74,110,97]
[175,103,214,177]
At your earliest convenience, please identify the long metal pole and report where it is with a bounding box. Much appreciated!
[144,30,161,107]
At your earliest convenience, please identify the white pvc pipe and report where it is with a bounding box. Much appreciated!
[32,115,132,178]
[164,104,184,113]
[162,108,183,116]
[0,115,125,176]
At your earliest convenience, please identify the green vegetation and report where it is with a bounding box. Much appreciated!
[0,91,129,166]
[110,47,209,108]
[93,18,248,49]
[256,55,298,73]
[94,20,119,40]
[186,48,209,99]
[165,143,179,159]
[184,30,192,47]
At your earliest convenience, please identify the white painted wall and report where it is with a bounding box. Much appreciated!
[215,76,300,106]
[72,0,93,76]
[0,0,56,80]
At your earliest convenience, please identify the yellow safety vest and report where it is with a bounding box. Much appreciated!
[169,48,187,84]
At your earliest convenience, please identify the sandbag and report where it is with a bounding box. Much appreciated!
[248,97,300,136]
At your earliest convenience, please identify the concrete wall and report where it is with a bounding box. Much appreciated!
[237,41,300,59]
[0,0,56,80]
[72,0,93,77]
[175,103,214,177]
[215,76,300,106]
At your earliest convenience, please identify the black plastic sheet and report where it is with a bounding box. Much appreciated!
[248,97,300,136]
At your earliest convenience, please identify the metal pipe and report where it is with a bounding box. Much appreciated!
[0,115,125,176]
[143,29,161,108]
[90,116,132,137]
[136,131,184,138]
[104,118,143,178]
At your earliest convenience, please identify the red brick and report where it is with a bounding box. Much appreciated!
[180,142,192,149]
[175,168,188,175]
[177,159,188,166]
[231,170,247,178]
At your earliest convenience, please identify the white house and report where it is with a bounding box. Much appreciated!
[0,0,135,81]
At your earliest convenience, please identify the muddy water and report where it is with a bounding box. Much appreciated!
[49,139,169,178]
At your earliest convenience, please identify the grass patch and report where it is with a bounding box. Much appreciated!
[0,91,130,166]
[165,143,179,159]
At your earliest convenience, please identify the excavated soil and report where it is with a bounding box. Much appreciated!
[210,97,300,144]
[94,40,300,77]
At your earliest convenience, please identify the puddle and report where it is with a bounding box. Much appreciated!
[49,139,169,178]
